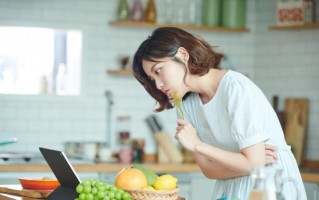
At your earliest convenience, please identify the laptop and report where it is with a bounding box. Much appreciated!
[39,147,81,200]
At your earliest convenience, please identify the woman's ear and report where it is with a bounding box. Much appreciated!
[176,47,189,64]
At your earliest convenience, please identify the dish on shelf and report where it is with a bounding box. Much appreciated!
[18,177,60,190]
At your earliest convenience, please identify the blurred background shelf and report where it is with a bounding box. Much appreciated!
[268,23,319,30]
[107,69,133,76]
[109,21,250,33]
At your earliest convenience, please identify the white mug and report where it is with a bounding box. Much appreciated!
[83,143,97,161]
[99,148,112,162]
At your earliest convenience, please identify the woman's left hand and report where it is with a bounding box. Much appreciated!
[175,119,202,152]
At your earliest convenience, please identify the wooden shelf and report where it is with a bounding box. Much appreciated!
[268,23,319,30]
[107,69,132,76]
[109,21,250,33]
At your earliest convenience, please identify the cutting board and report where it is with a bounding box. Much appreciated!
[284,98,309,166]
[0,185,52,199]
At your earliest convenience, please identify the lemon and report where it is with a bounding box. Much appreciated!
[153,174,178,190]
[142,185,156,190]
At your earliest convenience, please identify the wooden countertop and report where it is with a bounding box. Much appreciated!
[0,163,201,173]
[1,163,319,183]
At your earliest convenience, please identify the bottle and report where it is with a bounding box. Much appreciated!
[132,139,145,163]
[144,0,157,22]
[117,0,129,21]
[131,0,144,21]
[116,116,131,145]
[39,75,49,94]
[202,0,222,27]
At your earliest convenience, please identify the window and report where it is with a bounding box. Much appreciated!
[0,26,82,95]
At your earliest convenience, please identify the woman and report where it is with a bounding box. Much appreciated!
[132,27,306,200]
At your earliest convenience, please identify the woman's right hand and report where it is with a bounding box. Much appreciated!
[175,119,202,152]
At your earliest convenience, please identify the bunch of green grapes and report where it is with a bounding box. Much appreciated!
[75,179,132,200]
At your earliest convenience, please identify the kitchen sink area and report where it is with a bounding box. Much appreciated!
[0,152,95,165]
[0,152,40,164]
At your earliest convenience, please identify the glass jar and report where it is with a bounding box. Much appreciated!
[116,116,131,145]
[248,167,301,200]
[119,142,133,164]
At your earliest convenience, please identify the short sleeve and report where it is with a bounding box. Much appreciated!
[225,76,269,149]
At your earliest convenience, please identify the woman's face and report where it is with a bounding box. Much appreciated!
[142,57,186,98]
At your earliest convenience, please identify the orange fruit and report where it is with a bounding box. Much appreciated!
[115,168,148,190]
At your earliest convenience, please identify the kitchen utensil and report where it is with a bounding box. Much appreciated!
[0,185,52,199]
[105,90,114,148]
[18,178,60,190]
[284,98,309,166]
[146,115,183,163]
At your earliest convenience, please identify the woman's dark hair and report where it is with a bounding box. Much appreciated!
[132,27,224,112]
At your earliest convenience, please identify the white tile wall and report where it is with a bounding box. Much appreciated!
[0,0,317,161]
[254,0,319,160]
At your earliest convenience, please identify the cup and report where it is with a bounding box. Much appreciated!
[119,145,133,164]
[83,143,97,161]
[99,148,112,162]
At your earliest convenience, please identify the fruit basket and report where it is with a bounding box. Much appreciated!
[125,187,179,200]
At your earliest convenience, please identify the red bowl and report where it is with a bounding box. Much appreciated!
[18,178,60,190]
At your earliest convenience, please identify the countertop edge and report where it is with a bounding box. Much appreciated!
[1,164,318,183]
[0,163,201,173]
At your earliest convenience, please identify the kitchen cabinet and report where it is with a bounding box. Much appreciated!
[190,173,215,200]
[1,163,319,199]
[109,21,250,33]
[304,182,319,200]
[268,23,319,30]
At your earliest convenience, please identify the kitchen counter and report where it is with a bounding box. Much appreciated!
[0,163,200,173]
[1,163,319,183]
[0,184,186,200]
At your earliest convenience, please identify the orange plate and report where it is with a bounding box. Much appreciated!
[18,178,60,190]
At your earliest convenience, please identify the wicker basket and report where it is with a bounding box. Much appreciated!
[125,187,179,200]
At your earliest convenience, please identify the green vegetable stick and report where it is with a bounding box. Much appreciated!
[172,91,184,119]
